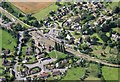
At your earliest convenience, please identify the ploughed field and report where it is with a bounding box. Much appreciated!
[10,2,53,13]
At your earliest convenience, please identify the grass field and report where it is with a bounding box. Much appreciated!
[62,67,85,80]
[85,63,101,80]
[107,2,118,10]
[49,51,68,59]
[32,3,58,20]
[0,29,17,52]
[10,2,53,13]
[102,66,119,80]
[91,45,111,59]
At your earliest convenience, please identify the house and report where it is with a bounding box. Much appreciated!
[2,58,11,66]
[93,13,97,17]
[31,70,38,74]
[74,16,81,22]
[56,63,60,68]
[51,71,61,76]
[68,6,73,10]
[112,33,120,41]
[10,68,15,77]
[61,12,66,16]
[47,65,54,69]
[25,48,32,53]
[3,49,10,54]
[62,60,67,64]
[53,16,57,21]
[27,70,30,75]
[37,73,49,78]
[66,34,71,40]
[19,69,24,77]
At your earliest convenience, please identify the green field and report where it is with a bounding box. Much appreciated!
[32,3,58,20]
[62,67,85,80]
[0,29,17,52]
[85,63,101,80]
[49,51,68,59]
[0,58,3,78]
[102,66,119,80]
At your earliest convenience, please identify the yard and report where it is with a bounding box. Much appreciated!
[32,3,58,20]
[62,67,85,80]
[0,29,17,52]
[102,66,119,80]
[49,50,68,59]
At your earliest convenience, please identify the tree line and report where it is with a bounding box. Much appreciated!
[55,42,66,53]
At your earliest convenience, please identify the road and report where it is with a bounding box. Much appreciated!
[17,31,24,55]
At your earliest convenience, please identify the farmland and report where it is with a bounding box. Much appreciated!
[102,66,119,80]
[10,2,54,13]
[32,3,58,20]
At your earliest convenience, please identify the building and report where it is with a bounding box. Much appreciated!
[62,60,67,64]
[47,65,54,69]
[2,58,11,66]
[56,63,60,68]
[51,71,61,76]
[37,73,49,78]
[3,49,10,54]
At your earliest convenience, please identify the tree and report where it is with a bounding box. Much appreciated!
[113,6,119,13]
[55,42,57,50]
[69,59,73,64]
[96,26,102,33]
[62,45,65,53]
[85,36,91,42]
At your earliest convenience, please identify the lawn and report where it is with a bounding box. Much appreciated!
[0,29,17,52]
[72,32,81,39]
[85,63,101,80]
[49,50,56,58]
[32,3,58,20]
[49,51,68,59]
[102,66,119,80]
[62,67,85,80]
